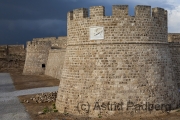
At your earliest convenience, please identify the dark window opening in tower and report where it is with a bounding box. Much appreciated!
[42,64,45,68]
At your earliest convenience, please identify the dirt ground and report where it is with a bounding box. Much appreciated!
[0,68,59,90]
[18,94,180,120]
[11,72,59,90]
[1,68,180,120]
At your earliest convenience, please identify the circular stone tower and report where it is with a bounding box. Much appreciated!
[56,5,179,117]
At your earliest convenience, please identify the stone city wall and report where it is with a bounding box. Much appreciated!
[23,41,51,75]
[168,33,180,88]
[0,45,25,72]
[0,45,8,59]
[56,5,179,117]
[45,49,66,80]
[7,45,25,61]
[32,36,67,49]
[23,36,67,75]
[0,45,25,59]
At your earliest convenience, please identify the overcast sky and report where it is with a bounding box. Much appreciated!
[0,0,180,45]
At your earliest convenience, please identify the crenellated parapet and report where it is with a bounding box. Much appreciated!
[72,8,88,19]
[67,5,167,20]
[33,37,57,41]
[26,41,51,52]
[67,5,168,45]
[90,6,105,18]
[27,41,51,46]
[152,7,167,19]
[112,5,128,17]
[135,5,151,18]
[29,36,67,49]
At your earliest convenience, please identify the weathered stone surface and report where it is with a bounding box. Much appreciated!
[55,5,180,117]
[168,33,180,89]
[45,49,66,80]
[23,37,67,75]
[0,45,25,71]
[13,4,180,118]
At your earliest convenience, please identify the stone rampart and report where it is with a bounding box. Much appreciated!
[45,49,66,79]
[7,45,25,61]
[32,36,67,49]
[169,33,180,88]
[23,36,67,75]
[23,41,51,75]
[0,45,25,72]
[0,45,8,59]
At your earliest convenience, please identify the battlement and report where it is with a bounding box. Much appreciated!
[135,5,151,18]
[57,36,67,40]
[68,5,167,20]
[72,8,88,19]
[90,6,105,17]
[33,37,57,41]
[27,41,51,46]
[112,5,128,17]
[152,7,167,20]
[7,45,25,49]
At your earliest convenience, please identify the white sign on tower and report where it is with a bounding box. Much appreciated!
[89,26,104,40]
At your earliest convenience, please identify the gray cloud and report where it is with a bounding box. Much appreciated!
[0,0,179,45]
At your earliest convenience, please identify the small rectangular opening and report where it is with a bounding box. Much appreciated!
[42,64,45,68]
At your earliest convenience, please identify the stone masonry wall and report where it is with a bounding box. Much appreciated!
[45,49,66,80]
[0,45,25,60]
[0,45,7,59]
[23,36,67,75]
[42,36,67,79]
[168,33,180,88]
[0,45,25,72]
[7,45,25,61]
[33,36,67,49]
[56,5,179,117]
[23,41,51,75]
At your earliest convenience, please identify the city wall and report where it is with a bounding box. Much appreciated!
[168,33,180,88]
[32,36,67,49]
[45,49,66,79]
[0,45,25,71]
[0,45,7,59]
[23,41,51,75]
[23,36,67,76]
[7,45,25,61]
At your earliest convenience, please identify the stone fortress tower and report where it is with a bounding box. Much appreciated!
[23,40,51,75]
[55,5,180,117]
[23,37,67,80]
